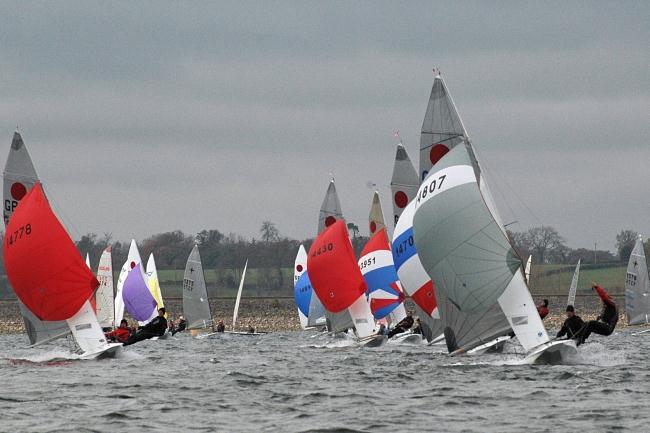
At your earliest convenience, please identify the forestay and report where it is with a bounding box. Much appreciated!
[390,142,420,228]
[413,144,548,353]
[567,260,581,307]
[183,244,213,330]
[95,246,115,328]
[626,236,649,325]
[2,131,69,344]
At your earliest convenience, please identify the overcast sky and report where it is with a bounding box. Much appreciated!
[0,1,647,250]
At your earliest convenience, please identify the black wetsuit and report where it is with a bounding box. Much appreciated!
[578,302,618,345]
[171,319,187,336]
[556,315,585,339]
[216,323,225,332]
[124,316,168,346]
[387,316,414,338]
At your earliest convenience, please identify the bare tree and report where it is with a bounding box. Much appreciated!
[526,226,565,264]
[260,221,279,244]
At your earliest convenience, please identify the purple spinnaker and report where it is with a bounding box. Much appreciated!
[122,264,157,322]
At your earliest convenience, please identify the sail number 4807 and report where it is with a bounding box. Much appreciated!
[311,243,334,257]
[6,224,32,246]
[416,174,446,204]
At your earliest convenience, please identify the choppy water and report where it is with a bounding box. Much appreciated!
[1,328,648,433]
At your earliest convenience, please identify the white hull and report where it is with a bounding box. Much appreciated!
[467,335,512,355]
[78,343,122,360]
[521,339,577,365]
[390,330,424,344]
[358,334,387,347]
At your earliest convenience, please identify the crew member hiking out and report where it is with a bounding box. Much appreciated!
[123,308,168,346]
[105,319,133,344]
[537,299,549,320]
[556,305,584,340]
[577,284,618,346]
[387,311,414,338]
[170,316,187,336]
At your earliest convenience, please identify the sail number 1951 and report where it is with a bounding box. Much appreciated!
[6,224,32,246]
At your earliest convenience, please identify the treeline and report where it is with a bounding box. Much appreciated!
[507,226,650,265]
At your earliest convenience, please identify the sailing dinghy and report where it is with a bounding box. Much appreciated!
[317,179,354,333]
[567,260,581,307]
[95,246,115,329]
[224,260,264,335]
[626,236,649,325]
[294,244,326,329]
[308,220,384,347]
[183,244,215,336]
[4,182,121,359]
[3,131,69,346]
[412,142,576,364]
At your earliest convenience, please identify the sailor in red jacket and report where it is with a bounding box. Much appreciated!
[105,319,133,344]
[537,299,549,320]
[576,283,618,345]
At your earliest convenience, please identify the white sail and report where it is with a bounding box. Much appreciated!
[3,131,69,345]
[232,260,248,331]
[85,253,90,268]
[626,236,650,325]
[146,253,165,311]
[390,142,420,228]
[525,256,532,284]
[183,244,213,330]
[293,245,309,329]
[368,191,386,236]
[67,300,117,357]
[567,259,581,307]
[114,239,143,326]
[95,247,115,328]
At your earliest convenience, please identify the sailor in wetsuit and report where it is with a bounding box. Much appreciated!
[576,284,618,346]
[170,316,187,336]
[123,308,168,346]
[105,319,133,344]
[387,311,414,338]
[556,305,584,340]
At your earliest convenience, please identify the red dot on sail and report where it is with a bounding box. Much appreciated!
[296,264,303,273]
[130,261,136,269]
[429,144,450,165]
[325,216,336,227]
[394,191,408,208]
[369,221,377,233]
[11,182,27,200]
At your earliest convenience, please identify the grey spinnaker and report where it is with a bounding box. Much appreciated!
[390,142,420,228]
[626,236,649,325]
[412,144,514,352]
[183,244,213,330]
[3,131,69,345]
[317,179,353,331]
[419,73,467,182]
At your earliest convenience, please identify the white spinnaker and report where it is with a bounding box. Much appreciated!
[525,256,532,284]
[232,260,248,331]
[567,260,581,307]
[95,247,115,328]
[114,239,143,326]
[294,245,309,329]
[67,300,114,355]
[146,253,165,311]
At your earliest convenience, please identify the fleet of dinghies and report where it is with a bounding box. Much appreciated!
[2,71,647,363]
[291,71,593,363]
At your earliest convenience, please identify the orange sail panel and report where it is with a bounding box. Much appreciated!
[307,220,367,313]
[3,182,98,321]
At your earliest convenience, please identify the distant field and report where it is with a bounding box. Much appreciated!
[529,264,626,295]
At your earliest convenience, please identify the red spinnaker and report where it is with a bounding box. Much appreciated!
[307,220,367,313]
[3,182,98,321]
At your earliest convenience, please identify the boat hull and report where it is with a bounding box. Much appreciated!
[79,343,122,360]
[359,334,387,347]
[522,339,577,365]
[390,331,424,344]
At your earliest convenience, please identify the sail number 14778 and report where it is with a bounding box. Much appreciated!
[6,224,32,247]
